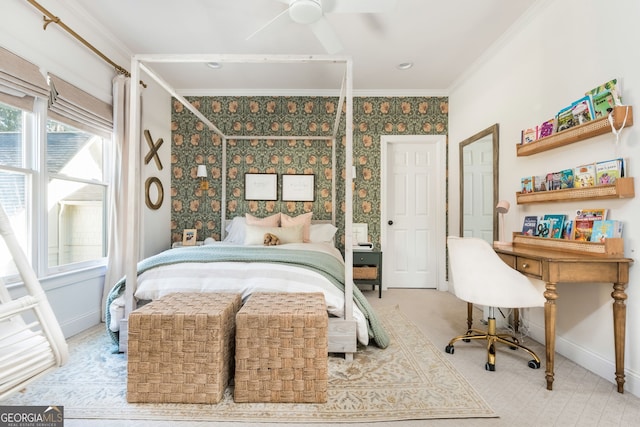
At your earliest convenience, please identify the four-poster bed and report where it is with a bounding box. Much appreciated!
[109,54,385,359]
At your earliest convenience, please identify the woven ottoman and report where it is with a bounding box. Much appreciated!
[234,292,328,403]
[127,292,241,404]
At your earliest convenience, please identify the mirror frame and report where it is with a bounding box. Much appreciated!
[458,123,499,241]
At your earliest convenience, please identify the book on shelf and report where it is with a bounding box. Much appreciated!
[571,95,596,125]
[521,215,538,236]
[533,174,548,192]
[521,126,538,144]
[538,118,555,138]
[543,214,567,239]
[556,104,576,132]
[590,220,623,242]
[576,208,608,220]
[573,164,596,188]
[560,168,574,189]
[572,208,608,241]
[586,78,622,118]
[595,158,625,185]
[537,219,552,238]
[521,176,534,194]
[561,219,573,240]
[546,171,562,191]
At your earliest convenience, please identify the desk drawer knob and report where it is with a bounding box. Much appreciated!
[522,263,529,269]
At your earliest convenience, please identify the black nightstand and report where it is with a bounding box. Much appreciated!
[352,250,383,298]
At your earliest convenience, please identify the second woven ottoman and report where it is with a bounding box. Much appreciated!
[127,292,241,404]
[234,292,328,403]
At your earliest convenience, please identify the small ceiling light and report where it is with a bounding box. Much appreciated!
[206,62,222,69]
[396,62,413,70]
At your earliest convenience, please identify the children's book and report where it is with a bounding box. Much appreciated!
[595,158,625,185]
[571,95,595,125]
[573,208,608,241]
[591,90,616,118]
[556,105,576,132]
[590,220,623,242]
[562,220,573,240]
[533,175,548,192]
[586,79,622,118]
[521,176,534,194]
[574,164,596,188]
[521,216,538,236]
[576,208,608,220]
[543,214,567,239]
[521,127,538,144]
[537,219,552,238]
[538,119,555,139]
[560,168,574,189]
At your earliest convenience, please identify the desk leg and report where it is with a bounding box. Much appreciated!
[612,281,627,393]
[544,282,558,391]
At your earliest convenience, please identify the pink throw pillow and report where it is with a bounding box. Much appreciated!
[281,212,313,243]
[245,212,281,227]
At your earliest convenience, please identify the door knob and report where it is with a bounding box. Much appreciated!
[388,220,393,225]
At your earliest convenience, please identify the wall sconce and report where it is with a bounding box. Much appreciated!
[197,165,208,190]
[495,200,511,246]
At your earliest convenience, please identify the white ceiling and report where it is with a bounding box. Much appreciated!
[67,0,538,95]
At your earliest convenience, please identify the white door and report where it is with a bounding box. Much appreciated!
[382,136,445,290]
[462,136,494,242]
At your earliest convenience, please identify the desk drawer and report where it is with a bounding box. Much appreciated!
[515,257,542,277]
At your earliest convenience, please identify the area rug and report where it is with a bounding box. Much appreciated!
[3,305,496,422]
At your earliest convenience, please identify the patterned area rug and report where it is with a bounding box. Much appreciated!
[4,306,496,422]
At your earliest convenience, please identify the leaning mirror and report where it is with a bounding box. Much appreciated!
[459,124,499,243]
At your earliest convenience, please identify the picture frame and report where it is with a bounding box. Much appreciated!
[244,173,277,201]
[182,228,197,246]
[281,174,315,201]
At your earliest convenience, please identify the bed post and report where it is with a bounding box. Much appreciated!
[342,57,355,362]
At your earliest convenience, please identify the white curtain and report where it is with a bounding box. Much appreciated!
[101,75,131,320]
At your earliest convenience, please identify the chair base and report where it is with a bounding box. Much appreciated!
[444,317,541,371]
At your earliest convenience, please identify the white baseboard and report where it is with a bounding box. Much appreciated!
[528,322,639,398]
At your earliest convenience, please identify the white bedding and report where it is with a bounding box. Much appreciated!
[110,242,369,345]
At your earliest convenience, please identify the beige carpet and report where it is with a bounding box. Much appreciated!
[3,305,496,423]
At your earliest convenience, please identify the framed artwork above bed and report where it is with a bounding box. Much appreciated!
[244,173,277,201]
[282,174,315,201]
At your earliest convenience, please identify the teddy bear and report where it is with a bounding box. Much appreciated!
[263,232,280,246]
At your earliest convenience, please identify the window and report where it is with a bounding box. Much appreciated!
[0,103,30,279]
[46,119,107,269]
[0,102,110,281]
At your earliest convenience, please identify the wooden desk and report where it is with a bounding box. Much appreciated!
[493,242,633,393]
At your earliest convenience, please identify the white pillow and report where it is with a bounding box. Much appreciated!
[223,216,246,244]
[309,223,338,244]
[281,212,313,242]
[244,224,304,245]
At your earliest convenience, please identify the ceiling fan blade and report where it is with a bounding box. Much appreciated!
[246,7,291,40]
[324,0,397,14]
[309,16,343,54]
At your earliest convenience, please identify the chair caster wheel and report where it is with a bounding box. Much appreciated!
[445,345,455,354]
[528,359,541,369]
[485,362,495,371]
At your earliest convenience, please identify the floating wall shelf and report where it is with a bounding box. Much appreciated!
[516,177,634,204]
[516,106,633,157]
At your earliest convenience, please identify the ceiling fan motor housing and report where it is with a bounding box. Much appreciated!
[289,0,323,24]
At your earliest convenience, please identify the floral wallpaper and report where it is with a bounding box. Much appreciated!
[170,96,448,248]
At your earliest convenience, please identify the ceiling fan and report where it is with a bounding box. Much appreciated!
[247,0,397,54]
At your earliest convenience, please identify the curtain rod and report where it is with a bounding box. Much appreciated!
[25,0,141,84]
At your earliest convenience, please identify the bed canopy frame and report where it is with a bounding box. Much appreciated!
[123,54,357,358]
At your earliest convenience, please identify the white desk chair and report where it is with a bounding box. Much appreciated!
[445,236,545,371]
[0,202,68,400]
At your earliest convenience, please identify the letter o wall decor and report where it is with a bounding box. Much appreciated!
[145,176,164,210]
